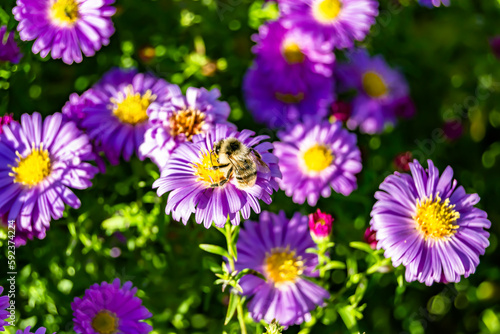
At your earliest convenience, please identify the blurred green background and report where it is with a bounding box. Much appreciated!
[1,0,499,333]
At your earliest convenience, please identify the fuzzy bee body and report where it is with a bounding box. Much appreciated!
[210,137,270,189]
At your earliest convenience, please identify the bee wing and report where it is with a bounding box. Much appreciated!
[250,150,270,173]
[227,156,254,187]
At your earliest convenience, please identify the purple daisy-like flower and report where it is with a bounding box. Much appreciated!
[273,120,362,206]
[337,49,413,134]
[16,326,55,334]
[280,0,378,49]
[235,211,330,327]
[0,26,22,63]
[0,112,98,246]
[139,85,232,170]
[243,65,334,129]
[153,124,281,228]
[0,114,16,135]
[72,278,152,334]
[0,286,10,331]
[419,0,450,7]
[75,68,173,165]
[13,0,116,64]
[370,159,491,286]
[252,20,335,78]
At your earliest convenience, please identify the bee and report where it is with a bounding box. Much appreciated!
[209,138,270,189]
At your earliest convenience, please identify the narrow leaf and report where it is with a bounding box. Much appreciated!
[225,293,239,325]
[199,244,229,258]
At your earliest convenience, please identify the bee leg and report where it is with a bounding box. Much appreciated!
[210,163,230,170]
[209,167,233,188]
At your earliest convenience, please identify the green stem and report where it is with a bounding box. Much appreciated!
[236,298,247,334]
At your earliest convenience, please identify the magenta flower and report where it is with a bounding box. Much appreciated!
[363,226,377,250]
[0,114,16,135]
[0,286,9,331]
[308,209,333,242]
[419,0,450,7]
[16,327,55,334]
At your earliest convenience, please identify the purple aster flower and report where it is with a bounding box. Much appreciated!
[308,209,333,242]
[153,124,281,228]
[370,159,491,286]
[252,20,335,78]
[419,0,450,7]
[13,0,116,64]
[280,0,378,49]
[74,68,173,165]
[72,278,152,334]
[235,211,330,327]
[0,112,98,246]
[16,327,55,334]
[0,114,16,135]
[244,65,334,129]
[0,26,22,63]
[139,85,232,170]
[337,49,413,134]
[273,121,362,206]
[0,286,9,331]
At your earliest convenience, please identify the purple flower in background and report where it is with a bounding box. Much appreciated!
[140,86,232,170]
[370,160,491,286]
[235,211,330,327]
[0,26,22,63]
[72,278,152,334]
[308,209,334,242]
[0,112,98,246]
[0,286,9,331]
[330,100,351,123]
[0,114,16,135]
[274,121,362,206]
[244,65,334,129]
[419,0,450,7]
[489,36,500,59]
[16,327,55,334]
[443,120,463,141]
[75,68,173,165]
[13,0,116,64]
[252,20,335,78]
[280,0,379,49]
[153,125,281,228]
[337,49,414,134]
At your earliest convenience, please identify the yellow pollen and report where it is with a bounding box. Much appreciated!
[50,0,80,26]
[414,194,460,240]
[91,310,118,334]
[312,0,342,24]
[282,41,305,64]
[10,144,51,187]
[192,150,226,187]
[275,92,305,104]
[362,71,388,98]
[111,85,155,125]
[265,247,304,286]
[169,108,206,141]
[302,144,334,172]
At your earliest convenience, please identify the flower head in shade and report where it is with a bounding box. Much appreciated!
[0,286,9,331]
[308,209,333,242]
[75,68,173,165]
[370,159,491,286]
[273,121,362,206]
[0,112,98,246]
[140,85,232,170]
[337,49,414,134]
[443,120,463,141]
[252,20,335,78]
[0,26,22,63]
[153,125,281,228]
[330,100,351,123]
[16,327,55,334]
[235,211,330,327]
[279,0,378,49]
[394,151,412,172]
[13,0,116,64]
[0,114,16,135]
[419,0,450,7]
[489,36,500,59]
[72,278,152,334]
[244,65,334,129]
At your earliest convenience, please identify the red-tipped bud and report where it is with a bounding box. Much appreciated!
[308,209,333,242]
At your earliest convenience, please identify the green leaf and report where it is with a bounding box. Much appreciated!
[349,242,375,254]
[366,258,392,275]
[235,269,266,282]
[321,261,346,271]
[199,244,229,258]
[224,292,239,325]
[337,305,359,332]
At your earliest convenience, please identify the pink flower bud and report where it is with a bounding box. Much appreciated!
[0,113,15,135]
[308,209,333,242]
[394,151,412,172]
[364,227,378,250]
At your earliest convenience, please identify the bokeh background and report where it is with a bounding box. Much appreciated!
[1,0,500,333]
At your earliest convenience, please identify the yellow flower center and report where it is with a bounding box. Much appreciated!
[362,71,388,98]
[193,150,226,187]
[169,108,206,141]
[91,310,118,334]
[302,144,334,172]
[50,0,80,26]
[414,194,460,240]
[265,247,304,286]
[312,0,342,24]
[282,41,305,64]
[111,85,155,125]
[10,144,51,187]
[275,92,305,104]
